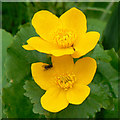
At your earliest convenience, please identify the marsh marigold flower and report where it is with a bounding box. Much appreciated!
[23,7,100,58]
[31,55,97,112]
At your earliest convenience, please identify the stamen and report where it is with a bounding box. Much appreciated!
[56,73,76,90]
[54,29,76,48]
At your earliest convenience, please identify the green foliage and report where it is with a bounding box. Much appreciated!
[23,80,48,118]
[87,44,112,62]
[97,59,119,98]
[2,3,29,35]
[1,29,14,119]
[2,80,39,118]
[96,48,119,99]
[0,76,1,119]
[1,26,48,118]
[2,24,49,118]
[96,98,118,118]
[0,86,1,119]
[103,99,118,118]
[106,48,120,70]
[103,3,119,52]
[2,29,13,88]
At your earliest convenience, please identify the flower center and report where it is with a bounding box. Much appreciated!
[54,29,76,48]
[56,73,76,90]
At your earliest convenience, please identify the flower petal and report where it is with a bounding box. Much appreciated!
[60,7,87,34]
[73,57,97,85]
[41,87,68,112]
[22,44,35,50]
[67,84,90,104]
[27,37,58,54]
[32,10,62,42]
[31,62,56,90]
[52,55,74,74]
[71,51,81,58]
[51,47,74,56]
[73,31,100,58]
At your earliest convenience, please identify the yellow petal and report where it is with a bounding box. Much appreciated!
[67,84,90,104]
[60,7,87,34]
[31,62,56,90]
[73,57,97,85]
[71,51,81,58]
[51,55,74,74]
[41,87,68,112]
[51,47,74,56]
[32,10,62,42]
[22,44,35,50]
[73,31,100,58]
[27,37,58,54]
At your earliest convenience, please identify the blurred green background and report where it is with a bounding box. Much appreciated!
[1,2,120,119]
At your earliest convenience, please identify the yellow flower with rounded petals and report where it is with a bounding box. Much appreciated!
[31,55,97,112]
[22,7,100,58]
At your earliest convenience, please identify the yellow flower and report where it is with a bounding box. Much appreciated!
[31,55,97,112]
[22,7,100,58]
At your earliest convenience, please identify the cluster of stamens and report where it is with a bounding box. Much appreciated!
[54,29,76,48]
[56,73,76,90]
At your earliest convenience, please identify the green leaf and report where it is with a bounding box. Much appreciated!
[102,4,119,51]
[87,18,106,42]
[3,23,50,118]
[98,60,119,97]
[24,80,110,118]
[106,48,120,70]
[92,73,103,84]
[96,98,118,118]
[1,29,13,119]
[0,78,1,119]
[94,48,119,98]
[2,29,13,71]
[2,81,39,118]
[23,80,51,118]
[98,61,118,82]
[103,99,118,118]
[2,3,29,35]
[85,44,112,62]
[5,23,49,83]
[2,29,13,88]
